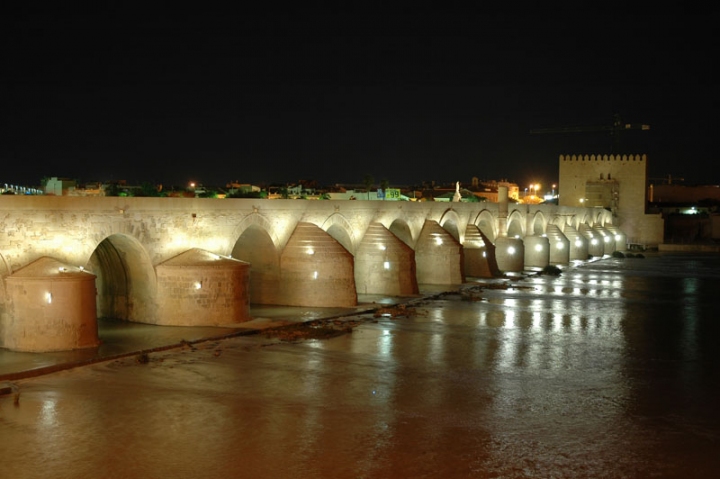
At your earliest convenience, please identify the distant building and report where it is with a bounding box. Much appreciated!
[44,177,77,196]
[647,183,720,244]
[649,184,720,204]
[468,178,520,202]
[67,181,105,197]
[226,182,261,196]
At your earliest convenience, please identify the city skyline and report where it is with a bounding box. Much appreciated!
[2,9,717,189]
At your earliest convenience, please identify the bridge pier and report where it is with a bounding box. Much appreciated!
[593,225,616,255]
[415,220,464,285]
[563,226,589,261]
[524,235,550,269]
[580,224,606,257]
[463,225,501,278]
[605,224,627,252]
[354,223,418,296]
[495,236,525,273]
[2,257,99,352]
[546,225,570,265]
[155,249,251,326]
[278,222,357,307]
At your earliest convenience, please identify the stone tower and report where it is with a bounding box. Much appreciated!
[558,154,664,246]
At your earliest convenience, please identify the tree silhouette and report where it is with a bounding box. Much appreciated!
[363,174,374,200]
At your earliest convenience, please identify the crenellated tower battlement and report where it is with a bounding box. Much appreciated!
[560,154,647,162]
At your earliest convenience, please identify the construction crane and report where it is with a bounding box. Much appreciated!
[649,174,684,185]
[530,114,650,153]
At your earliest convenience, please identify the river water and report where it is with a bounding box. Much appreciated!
[1,252,719,478]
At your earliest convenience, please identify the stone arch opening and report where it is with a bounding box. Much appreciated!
[389,218,414,248]
[506,210,526,238]
[439,209,462,243]
[598,209,612,226]
[473,210,496,243]
[575,213,591,229]
[320,213,356,254]
[551,215,567,232]
[88,234,157,323]
[231,224,280,305]
[326,224,354,255]
[530,211,547,235]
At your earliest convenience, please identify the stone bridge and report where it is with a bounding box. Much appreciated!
[0,194,623,352]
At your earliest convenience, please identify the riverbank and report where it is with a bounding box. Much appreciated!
[659,243,720,253]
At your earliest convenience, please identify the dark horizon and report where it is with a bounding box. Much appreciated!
[3,9,718,190]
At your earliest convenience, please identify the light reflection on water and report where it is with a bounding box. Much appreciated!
[1,253,720,477]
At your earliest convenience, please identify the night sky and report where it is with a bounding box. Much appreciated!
[2,8,718,191]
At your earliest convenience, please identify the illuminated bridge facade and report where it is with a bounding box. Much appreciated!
[0,195,623,352]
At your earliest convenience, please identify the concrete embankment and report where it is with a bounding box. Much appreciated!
[659,243,720,253]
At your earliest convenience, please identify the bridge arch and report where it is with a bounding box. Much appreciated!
[320,213,356,254]
[529,211,548,235]
[580,212,594,227]
[438,209,463,243]
[598,209,613,226]
[507,210,526,238]
[231,213,281,252]
[231,223,280,305]
[88,233,158,324]
[472,209,497,243]
[388,218,414,248]
[550,215,568,232]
